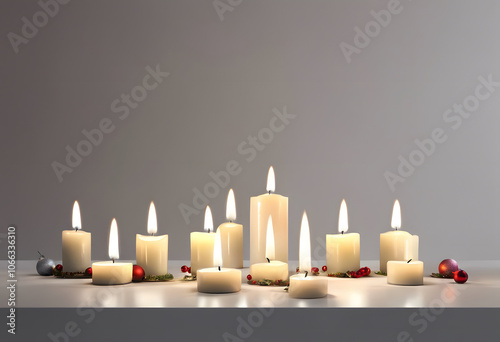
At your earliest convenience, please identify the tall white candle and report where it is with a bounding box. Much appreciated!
[380,200,419,273]
[249,217,289,281]
[289,212,328,299]
[62,201,91,272]
[92,219,132,285]
[218,189,243,268]
[250,166,288,265]
[387,259,424,285]
[197,229,242,293]
[136,202,169,276]
[326,199,360,273]
[190,206,216,275]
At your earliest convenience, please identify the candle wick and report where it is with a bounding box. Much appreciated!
[341,231,344,235]
[407,259,412,263]
[75,227,78,232]
[305,271,308,278]
[268,190,271,195]
[151,233,154,236]
[266,258,270,263]
[207,228,211,233]
[218,266,221,271]
[112,258,115,264]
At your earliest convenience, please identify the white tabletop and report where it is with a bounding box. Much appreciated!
[3,260,498,308]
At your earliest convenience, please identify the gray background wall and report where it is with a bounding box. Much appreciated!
[1,0,499,263]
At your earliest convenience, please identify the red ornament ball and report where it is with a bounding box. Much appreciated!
[55,264,63,271]
[453,270,468,284]
[439,259,459,277]
[181,265,188,273]
[252,280,257,285]
[247,274,252,281]
[132,265,145,282]
[322,265,327,272]
[85,267,92,276]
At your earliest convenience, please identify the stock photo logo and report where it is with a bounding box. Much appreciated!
[178,106,296,224]
[7,0,71,54]
[339,0,409,64]
[51,64,169,183]
[384,74,500,192]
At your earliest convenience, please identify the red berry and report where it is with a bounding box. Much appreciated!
[55,264,63,271]
[322,265,327,272]
[181,265,188,273]
[85,267,92,276]
[364,267,371,276]
[252,280,257,285]
[296,267,300,273]
[311,267,319,273]
[247,274,252,281]
[453,270,468,284]
[187,267,191,273]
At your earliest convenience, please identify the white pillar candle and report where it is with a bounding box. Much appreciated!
[387,260,424,285]
[218,189,243,268]
[289,212,328,299]
[136,202,169,276]
[249,217,289,281]
[250,166,288,265]
[326,199,360,273]
[92,219,132,285]
[62,201,91,272]
[197,229,241,293]
[190,206,216,276]
[380,200,419,273]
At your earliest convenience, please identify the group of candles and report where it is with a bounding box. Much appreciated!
[61,167,423,299]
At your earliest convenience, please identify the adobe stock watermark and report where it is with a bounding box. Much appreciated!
[47,277,125,341]
[384,74,500,192]
[213,0,243,21]
[340,0,409,64]
[397,282,469,342]
[51,64,169,183]
[222,290,287,341]
[7,0,71,54]
[178,106,296,224]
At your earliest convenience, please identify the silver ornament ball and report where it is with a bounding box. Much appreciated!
[36,254,55,276]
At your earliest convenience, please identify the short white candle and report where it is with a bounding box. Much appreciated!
[62,201,91,272]
[190,206,216,276]
[92,219,132,285]
[136,202,169,276]
[197,229,241,293]
[380,200,419,273]
[289,212,328,299]
[218,189,243,268]
[249,217,289,281]
[326,199,360,273]
[387,259,424,286]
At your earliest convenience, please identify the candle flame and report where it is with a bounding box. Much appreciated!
[299,211,311,272]
[338,199,348,233]
[204,205,213,232]
[147,201,157,235]
[226,189,236,222]
[213,229,223,267]
[391,199,401,229]
[265,216,275,260]
[266,166,275,193]
[72,201,82,230]
[108,218,119,260]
